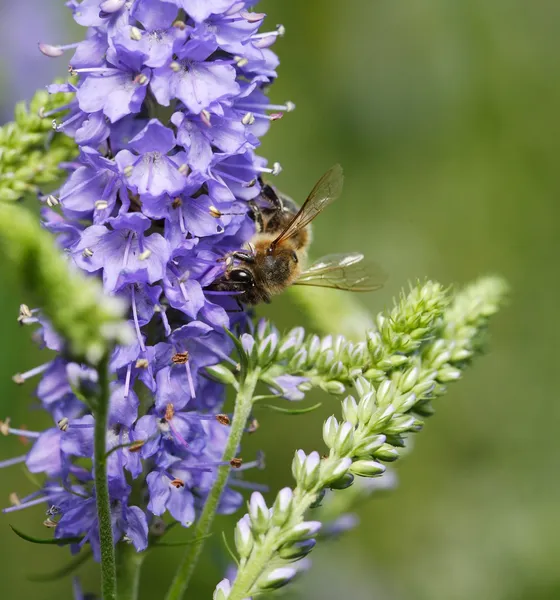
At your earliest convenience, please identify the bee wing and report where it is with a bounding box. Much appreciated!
[270,164,344,248]
[295,253,387,292]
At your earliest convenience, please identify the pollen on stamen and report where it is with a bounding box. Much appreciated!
[248,419,259,433]
[43,517,57,528]
[17,304,32,323]
[82,247,94,258]
[242,112,255,126]
[216,414,231,426]
[12,374,25,385]
[135,358,149,369]
[230,458,243,469]
[209,205,222,218]
[139,249,152,261]
[178,163,191,176]
[124,165,134,178]
[170,478,185,489]
[128,440,144,453]
[68,65,77,76]
[9,493,20,506]
[170,61,181,73]
[58,418,69,432]
[173,20,187,30]
[129,26,142,41]
[0,419,11,436]
[200,109,211,127]
[134,73,149,86]
[165,403,175,421]
[95,200,109,210]
[46,195,59,207]
[171,197,182,209]
[172,351,189,365]
[235,56,249,68]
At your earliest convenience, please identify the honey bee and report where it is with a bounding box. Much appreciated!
[208,164,385,306]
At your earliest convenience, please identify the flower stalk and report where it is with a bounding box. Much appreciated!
[94,353,117,600]
[165,367,262,600]
[116,542,145,600]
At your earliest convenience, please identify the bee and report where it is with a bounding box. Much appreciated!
[208,164,385,306]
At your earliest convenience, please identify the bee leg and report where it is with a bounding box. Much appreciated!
[230,250,256,264]
[248,200,264,233]
[259,176,285,210]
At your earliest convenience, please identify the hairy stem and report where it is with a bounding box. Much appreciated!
[164,368,261,600]
[94,353,117,600]
[116,542,145,600]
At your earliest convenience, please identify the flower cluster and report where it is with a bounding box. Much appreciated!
[2,0,291,560]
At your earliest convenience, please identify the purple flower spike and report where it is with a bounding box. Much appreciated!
[7,0,289,562]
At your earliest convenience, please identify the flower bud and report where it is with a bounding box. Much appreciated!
[257,332,278,364]
[279,538,316,560]
[283,520,322,543]
[234,514,253,559]
[357,391,376,425]
[306,335,321,362]
[271,487,293,526]
[400,366,419,392]
[213,579,231,600]
[299,451,321,488]
[329,360,345,380]
[397,392,416,412]
[354,434,386,455]
[320,380,345,395]
[205,364,237,386]
[321,457,352,486]
[377,379,395,406]
[350,459,386,477]
[370,403,396,431]
[341,396,359,425]
[384,415,423,435]
[316,348,335,371]
[333,421,354,456]
[248,492,269,534]
[373,443,399,462]
[291,449,306,481]
[258,567,297,590]
[322,416,339,448]
[328,472,354,489]
[437,367,462,382]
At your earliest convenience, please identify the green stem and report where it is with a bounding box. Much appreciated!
[94,353,117,600]
[164,368,261,600]
[116,542,145,600]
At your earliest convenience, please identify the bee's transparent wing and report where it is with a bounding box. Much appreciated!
[271,164,344,248]
[295,253,387,292]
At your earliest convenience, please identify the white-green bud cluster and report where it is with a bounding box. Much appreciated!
[216,276,507,600]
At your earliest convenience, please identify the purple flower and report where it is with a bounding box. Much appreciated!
[4,0,290,563]
[150,40,240,113]
[73,213,170,292]
[115,119,189,197]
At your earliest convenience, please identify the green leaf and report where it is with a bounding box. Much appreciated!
[221,531,239,567]
[28,549,92,582]
[224,327,248,376]
[10,524,83,546]
[258,402,323,415]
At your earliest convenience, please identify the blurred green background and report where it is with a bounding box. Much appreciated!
[1,1,560,599]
